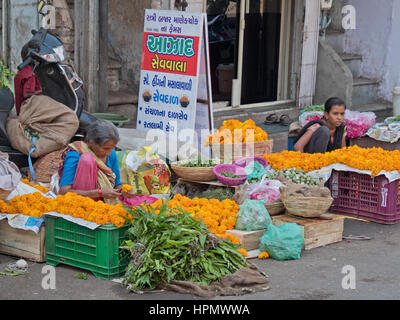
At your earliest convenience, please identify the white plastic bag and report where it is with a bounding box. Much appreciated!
[0,152,21,191]
[343,110,376,138]
[245,178,285,203]
[299,111,324,127]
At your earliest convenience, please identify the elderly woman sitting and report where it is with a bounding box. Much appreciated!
[58,120,123,204]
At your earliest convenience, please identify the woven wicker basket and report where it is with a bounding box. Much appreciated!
[171,159,219,182]
[264,200,285,216]
[0,188,12,200]
[27,149,65,183]
[210,139,273,161]
[280,195,334,218]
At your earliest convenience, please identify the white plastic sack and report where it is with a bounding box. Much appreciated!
[245,179,285,203]
[0,152,21,191]
[343,110,376,139]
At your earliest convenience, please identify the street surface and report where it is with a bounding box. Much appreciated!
[1,218,400,300]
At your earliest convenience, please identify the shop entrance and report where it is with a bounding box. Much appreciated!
[206,0,292,106]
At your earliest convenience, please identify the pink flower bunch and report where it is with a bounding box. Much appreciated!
[344,111,376,138]
[250,188,281,203]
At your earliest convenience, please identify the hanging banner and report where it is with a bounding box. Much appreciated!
[137,9,213,156]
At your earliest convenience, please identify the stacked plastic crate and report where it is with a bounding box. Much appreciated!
[329,170,400,224]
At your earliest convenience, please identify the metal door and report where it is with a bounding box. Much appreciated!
[2,0,40,72]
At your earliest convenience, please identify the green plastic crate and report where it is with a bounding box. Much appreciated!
[92,113,130,127]
[45,215,129,279]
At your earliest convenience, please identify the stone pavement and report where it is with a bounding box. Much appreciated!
[1,218,400,300]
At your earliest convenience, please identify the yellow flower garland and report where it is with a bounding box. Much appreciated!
[0,192,129,228]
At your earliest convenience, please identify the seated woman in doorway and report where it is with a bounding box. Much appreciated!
[294,97,347,154]
[58,119,123,205]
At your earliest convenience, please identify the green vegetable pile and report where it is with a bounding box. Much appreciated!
[265,168,319,186]
[386,116,400,123]
[179,156,217,167]
[220,172,241,179]
[120,202,247,291]
[199,188,234,202]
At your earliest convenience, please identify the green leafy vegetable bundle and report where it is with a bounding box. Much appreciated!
[199,188,234,202]
[120,202,247,291]
[179,156,217,167]
[219,172,241,179]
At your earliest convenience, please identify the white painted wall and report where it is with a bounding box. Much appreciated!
[344,0,400,102]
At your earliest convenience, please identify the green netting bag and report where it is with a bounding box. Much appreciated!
[245,161,267,182]
[235,199,272,231]
[259,223,304,260]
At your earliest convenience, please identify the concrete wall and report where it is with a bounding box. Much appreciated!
[315,38,353,106]
[108,0,151,92]
[327,0,348,31]
[344,0,400,101]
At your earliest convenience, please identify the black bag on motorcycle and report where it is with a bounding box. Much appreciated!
[6,95,79,158]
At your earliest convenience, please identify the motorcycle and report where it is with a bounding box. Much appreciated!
[0,27,97,168]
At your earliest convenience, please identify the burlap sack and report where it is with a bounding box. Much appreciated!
[6,95,79,158]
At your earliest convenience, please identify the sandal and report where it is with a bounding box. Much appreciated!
[264,113,279,124]
[279,114,292,126]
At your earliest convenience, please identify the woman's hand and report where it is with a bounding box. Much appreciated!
[100,188,122,199]
[121,190,137,198]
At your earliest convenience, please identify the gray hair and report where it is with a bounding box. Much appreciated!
[84,119,120,146]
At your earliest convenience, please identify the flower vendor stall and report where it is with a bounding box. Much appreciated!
[2,114,397,294]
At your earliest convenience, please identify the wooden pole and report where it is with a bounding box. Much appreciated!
[74,0,82,73]
[88,0,99,113]
[98,0,108,113]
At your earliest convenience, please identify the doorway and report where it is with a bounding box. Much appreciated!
[206,0,292,106]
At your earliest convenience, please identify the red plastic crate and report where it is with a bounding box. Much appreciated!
[329,170,400,224]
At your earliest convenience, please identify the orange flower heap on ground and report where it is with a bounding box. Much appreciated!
[236,248,248,257]
[263,146,400,177]
[258,251,270,259]
[150,194,240,243]
[205,119,268,146]
[0,192,130,227]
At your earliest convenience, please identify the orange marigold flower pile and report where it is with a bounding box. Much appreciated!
[204,119,268,146]
[150,194,240,243]
[263,146,400,177]
[0,192,130,227]
[20,179,48,194]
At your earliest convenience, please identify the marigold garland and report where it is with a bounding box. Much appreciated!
[122,184,132,193]
[204,119,268,146]
[263,146,400,177]
[20,179,48,194]
[0,192,130,228]
[258,251,270,259]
